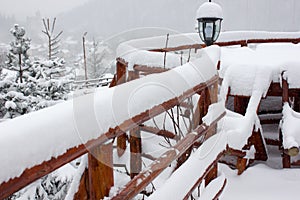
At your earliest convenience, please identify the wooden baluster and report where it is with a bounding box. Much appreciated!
[115,58,128,157]
[234,96,250,115]
[205,163,218,186]
[130,126,142,179]
[88,143,114,200]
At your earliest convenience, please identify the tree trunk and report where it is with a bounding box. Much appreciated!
[18,53,23,83]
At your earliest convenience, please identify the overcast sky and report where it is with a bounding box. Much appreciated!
[0,0,90,20]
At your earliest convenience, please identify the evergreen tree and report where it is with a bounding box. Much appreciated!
[87,39,111,79]
[5,24,31,83]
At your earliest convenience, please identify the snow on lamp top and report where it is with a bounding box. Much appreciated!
[196,2,223,19]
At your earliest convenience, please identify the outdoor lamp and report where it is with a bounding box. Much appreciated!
[196,1,223,46]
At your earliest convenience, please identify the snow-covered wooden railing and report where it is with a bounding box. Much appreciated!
[134,31,300,53]
[72,76,113,89]
[0,44,222,199]
[111,113,225,200]
[280,70,300,168]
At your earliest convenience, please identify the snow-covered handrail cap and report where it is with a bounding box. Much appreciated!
[196,2,223,19]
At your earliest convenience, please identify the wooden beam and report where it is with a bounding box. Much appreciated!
[205,163,218,186]
[88,143,114,200]
[149,38,300,53]
[234,96,250,115]
[130,126,142,179]
[133,64,169,74]
[74,169,89,200]
[139,125,180,140]
[116,58,128,157]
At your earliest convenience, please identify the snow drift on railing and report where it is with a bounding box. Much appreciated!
[281,103,300,150]
[0,46,219,184]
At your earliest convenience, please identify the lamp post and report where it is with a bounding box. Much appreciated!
[196,1,223,46]
[82,32,88,80]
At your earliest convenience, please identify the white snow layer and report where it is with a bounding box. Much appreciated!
[196,2,223,19]
[281,103,300,150]
[148,133,227,200]
[220,43,300,96]
[0,46,219,184]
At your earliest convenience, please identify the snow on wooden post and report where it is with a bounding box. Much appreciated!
[116,58,128,157]
[130,126,142,179]
[88,143,114,200]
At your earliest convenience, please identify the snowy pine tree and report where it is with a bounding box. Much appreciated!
[5,24,31,83]
[87,39,111,79]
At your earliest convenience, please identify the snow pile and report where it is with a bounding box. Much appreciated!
[281,103,300,150]
[220,43,300,95]
[0,46,219,184]
[196,2,223,19]
[148,133,227,200]
[281,62,300,89]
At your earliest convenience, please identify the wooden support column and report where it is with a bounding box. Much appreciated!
[206,81,218,138]
[282,153,291,168]
[88,143,114,200]
[248,129,268,161]
[116,58,128,157]
[282,74,289,103]
[130,126,142,179]
[234,96,250,115]
[74,169,89,200]
[205,163,218,186]
[236,157,247,175]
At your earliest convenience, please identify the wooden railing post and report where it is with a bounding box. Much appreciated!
[116,58,128,157]
[130,126,142,179]
[88,143,114,200]
[74,169,89,200]
[205,163,218,186]
[234,96,250,115]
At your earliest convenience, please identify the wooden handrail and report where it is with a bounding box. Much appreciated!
[149,37,300,52]
[0,75,219,199]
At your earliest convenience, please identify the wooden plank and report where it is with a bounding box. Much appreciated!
[149,38,300,53]
[205,163,218,186]
[282,75,289,103]
[282,152,291,168]
[139,125,180,140]
[74,169,89,200]
[88,143,114,200]
[116,58,128,157]
[234,96,250,115]
[130,127,142,178]
[133,64,169,73]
